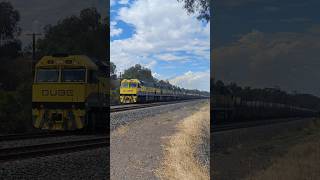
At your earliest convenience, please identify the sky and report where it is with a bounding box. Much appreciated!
[110,0,210,91]
[213,0,320,96]
[6,0,107,47]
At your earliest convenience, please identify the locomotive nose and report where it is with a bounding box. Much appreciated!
[51,112,63,122]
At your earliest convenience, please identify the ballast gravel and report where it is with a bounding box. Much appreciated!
[0,99,206,179]
[0,148,108,179]
[110,100,208,180]
[110,100,206,130]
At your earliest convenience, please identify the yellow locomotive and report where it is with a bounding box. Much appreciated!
[32,54,108,131]
[120,79,201,103]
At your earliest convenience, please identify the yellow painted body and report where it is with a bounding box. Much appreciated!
[119,78,205,104]
[120,79,139,103]
[32,108,86,130]
[33,84,89,102]
[120,79,164,103]
[32,55,108,131]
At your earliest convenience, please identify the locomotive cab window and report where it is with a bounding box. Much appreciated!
[61,69,86,82]
[36,69,59,82]
[121,82,129,88]
[130,83,137,88]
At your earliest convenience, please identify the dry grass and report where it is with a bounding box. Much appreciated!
[246,119,320,180]
[156,103,210,180]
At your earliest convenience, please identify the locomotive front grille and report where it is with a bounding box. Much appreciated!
[32,102,86,130]
[51,113,63,122]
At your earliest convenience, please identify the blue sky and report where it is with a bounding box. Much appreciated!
[214,0,320,96]
[110,0,210,91]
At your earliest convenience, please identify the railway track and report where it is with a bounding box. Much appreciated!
[212,117,314,132]
[0,131,87,142]
[0,100,189,141]
[0,99,205,161]
[111,99,203,112]
[0,136,108,162]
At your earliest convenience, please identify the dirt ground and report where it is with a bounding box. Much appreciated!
[247,120,320,180]
[110,100,208,180]
[157,104,210,180]
[213,118,320,180]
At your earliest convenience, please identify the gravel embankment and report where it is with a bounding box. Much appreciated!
[111,99,208,180]
[213,118,319,180]
[110,99,207,130]
[197,121,210,170]
[157,103,210,180]
[0,148,108,179]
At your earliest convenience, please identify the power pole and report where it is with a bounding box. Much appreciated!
[26,33,41,82]
[26,33,41,61]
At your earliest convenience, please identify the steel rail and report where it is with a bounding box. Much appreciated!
[111,99,205,112]
[0,136,108,162]
[0,131,86,142]
[212,117,315,133]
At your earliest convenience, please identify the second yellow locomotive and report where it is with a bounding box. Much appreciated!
[120,79,201,103]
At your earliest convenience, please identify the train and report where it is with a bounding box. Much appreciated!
[31,55,208,130]
[32,54,108,131]
[213,95,318,124]
[119,79,206,103]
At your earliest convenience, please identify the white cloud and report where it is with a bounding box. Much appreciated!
[144,60,157,69]
[111,0,210,73]
[213,28,320,95]
[169,71,210,91]
[110,21,123,37]
[152,72,161,79]
[154,53,188,61]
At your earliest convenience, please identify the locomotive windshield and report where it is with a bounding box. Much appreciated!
[62,69,86,82]
[130,83,137,88]
[121,82,129,88]
[36,69,59,82]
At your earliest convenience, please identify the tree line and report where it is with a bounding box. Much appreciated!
[213,80,320,110]
[37,7,108,60]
